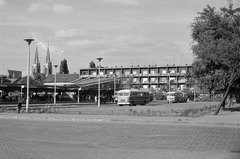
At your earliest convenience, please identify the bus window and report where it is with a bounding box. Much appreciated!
[123,93,129,96]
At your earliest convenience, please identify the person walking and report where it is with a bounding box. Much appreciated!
[17,94,24,113]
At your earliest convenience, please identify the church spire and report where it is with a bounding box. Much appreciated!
[32,43,41,74]
[44,41,52,76]
[46,41,51,63]
[34,43,40,64]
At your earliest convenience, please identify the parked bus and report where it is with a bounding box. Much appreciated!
[166,91,187,103]
[117,89,150,106]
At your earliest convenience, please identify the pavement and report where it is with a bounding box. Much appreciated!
[0,110,240,127]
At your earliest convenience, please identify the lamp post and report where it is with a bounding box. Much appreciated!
[21,85,24,97]
[53,65,58,105]
[168,70,171,104]
[24,38,34,113]
[96,57,103,108]
[78,87,81,104]
[112,73,117,103]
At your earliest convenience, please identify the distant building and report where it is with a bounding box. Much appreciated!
[6,69,22,83]
[78,64,192,91]
[43,42,52,76]
[7,69,22,78]
[32,44,41,74]
[43,74,80,86]
[32,42,53,76]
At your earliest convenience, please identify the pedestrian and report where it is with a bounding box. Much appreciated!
[95,95,97,103]
[17,94,24,114]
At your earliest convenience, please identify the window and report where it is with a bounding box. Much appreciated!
[143,85,148,89]
[143,70,148,75]
[132,70,138,75]
[162,70,167,74]
[118,93,129,96]
[150,70,156,74]
[181,70,186,75]
[150,78,157,83]
[142,78,148,83]
[125,71,130,75]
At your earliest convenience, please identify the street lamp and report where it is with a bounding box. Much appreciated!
[168,70,171,104]
[24,38,34,113]
[78,87,82,104]
[53,64,58,105]
[96,57,103,108]
[21,85,24,97]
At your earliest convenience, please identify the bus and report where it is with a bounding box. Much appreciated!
[117,89,150,106]
[166,91,187,103]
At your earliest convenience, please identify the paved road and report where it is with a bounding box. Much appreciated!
[0,118,240,159]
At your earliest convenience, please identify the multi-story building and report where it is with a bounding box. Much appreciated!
[79,64,192,91]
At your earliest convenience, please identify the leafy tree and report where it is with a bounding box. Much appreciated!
[60,59,69,74]
[89,61,96,68]
[190,1,240,115]
[32,73,45,84]
[18,76,42,85]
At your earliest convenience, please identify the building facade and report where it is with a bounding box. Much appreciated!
[79,64,192,91]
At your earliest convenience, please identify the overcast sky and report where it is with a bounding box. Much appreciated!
[0,0,239,75]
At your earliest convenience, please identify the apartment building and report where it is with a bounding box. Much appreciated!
[79,64,192,91]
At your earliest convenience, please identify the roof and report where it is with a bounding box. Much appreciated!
[6,77,21,84]
[7,70,22,78]
[73,77,119,88]
[43,74,79,83]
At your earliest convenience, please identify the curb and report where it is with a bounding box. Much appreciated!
[0,114,240,127]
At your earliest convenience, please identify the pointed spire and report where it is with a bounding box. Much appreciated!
[46,41,51,63]
[34,43,40,64]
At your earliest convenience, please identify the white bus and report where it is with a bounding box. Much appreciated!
[117,89,150,106]
[166,91,187,103]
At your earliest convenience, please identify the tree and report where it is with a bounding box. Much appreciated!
[18,76,42,85]
[190,1,240,115]
[89,61,96,68]
[60,59,69,74]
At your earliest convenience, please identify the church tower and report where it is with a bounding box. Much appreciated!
[43,42,52,76]
[32,44,41,74]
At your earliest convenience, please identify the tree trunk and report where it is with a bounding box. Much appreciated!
[214,71,235,115]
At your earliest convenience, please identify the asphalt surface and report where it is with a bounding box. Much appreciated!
[1,101,240,159]
[0,116,240,159]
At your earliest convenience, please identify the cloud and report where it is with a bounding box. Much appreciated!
[0,0,6,7]
[52,3,73,13]
[30,30,64,56]
[55,30,79,38]
[29,1,73,13]
[103,0,140,6]
[66,40,97,46]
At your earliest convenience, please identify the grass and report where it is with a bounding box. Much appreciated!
[0,101,220,117]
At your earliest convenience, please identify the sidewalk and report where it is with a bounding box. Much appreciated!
[0,111,240,127]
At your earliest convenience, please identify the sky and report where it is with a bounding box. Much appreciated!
[0,0,239,75]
